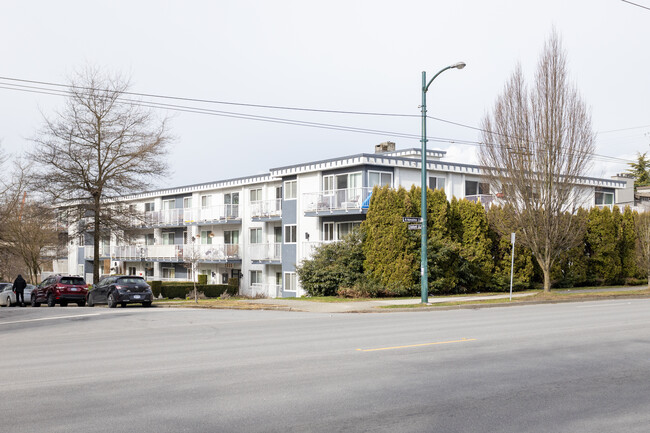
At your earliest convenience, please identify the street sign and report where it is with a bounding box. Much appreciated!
[408,224,422,230]
[403,217,422,223]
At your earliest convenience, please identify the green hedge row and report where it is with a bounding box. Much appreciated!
[148,281,239,299]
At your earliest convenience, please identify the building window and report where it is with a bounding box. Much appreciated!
[595,187,614,206]
[336,222,360,240]
[162,199,175,210]
[162,267,175,279]
[284,225,297,243]
[284,180,297,199]
[162,232,175,245]
[323,175,335,193]
[224,230,239,244]
[201,195,212,208]
[250,227,262,244]
[368,171,392,188]
[250,188,262,202]
[250,270,262,285]
[284,272,297,292]
[183,197,192,208]
[429,176,446,190]
[201,230,213,245]
[465,180,490,196]
[145,202,155,212]
[128,266,136,276]
[145,233,155,245]
[323,222,334,241]
[224,192,239,218]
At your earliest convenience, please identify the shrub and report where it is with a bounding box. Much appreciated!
[197,274,208,285]
[150,281,162,298]
[161,285,189,299]
[228,277,239,290]
[202,284,237,298]
[337,278,382,298]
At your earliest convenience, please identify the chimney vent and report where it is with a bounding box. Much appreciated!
[375,141,395,153]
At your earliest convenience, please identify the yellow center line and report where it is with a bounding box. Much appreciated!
[356,338,476,352]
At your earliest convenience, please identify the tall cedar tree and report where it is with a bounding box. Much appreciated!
[30,68,172,283]
[635,212,650,289]
[586,207,621,284]
[619,207,639,279]
[626,152,650,187]
[479,31,595,292]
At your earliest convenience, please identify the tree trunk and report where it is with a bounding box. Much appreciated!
[93,198,101,284]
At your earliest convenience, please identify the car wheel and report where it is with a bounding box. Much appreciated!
[107,293,117,308]
[142,301,152,308]
[5,296,11,307]
[87,294,94,307]
[47,294,55,307]
[31,296,40,308]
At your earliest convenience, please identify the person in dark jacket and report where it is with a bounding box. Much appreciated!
[12,274,27,307]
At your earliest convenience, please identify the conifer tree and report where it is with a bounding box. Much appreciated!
[618,207,638,279]
[586,207,621,283]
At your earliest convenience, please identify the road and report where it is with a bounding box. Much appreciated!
[1,300,650,432]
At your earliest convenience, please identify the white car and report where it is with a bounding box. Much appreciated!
[0,283,34,307]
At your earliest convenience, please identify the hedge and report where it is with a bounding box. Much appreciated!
[155,282,238,299]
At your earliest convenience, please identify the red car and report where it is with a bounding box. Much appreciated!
[31,275,88,307]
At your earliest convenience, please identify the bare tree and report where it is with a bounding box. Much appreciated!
[30,67,172,283]
[479,31,595,293]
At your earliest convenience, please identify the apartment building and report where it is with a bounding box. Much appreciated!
[59,142,630,298]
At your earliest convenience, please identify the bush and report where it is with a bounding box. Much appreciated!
[228,277,239,289]
[202,284,238,298]
[337,278,382,298]
[197,274,208,285]
[161,285,189,299]
[150,281,162,298]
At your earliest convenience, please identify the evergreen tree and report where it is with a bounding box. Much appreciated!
[619,206,639,279]
[626,152,650,187]
[586,207,622,283]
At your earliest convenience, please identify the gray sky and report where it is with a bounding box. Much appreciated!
[1,0,648,188]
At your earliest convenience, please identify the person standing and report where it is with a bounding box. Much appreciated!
[13,274,27,307]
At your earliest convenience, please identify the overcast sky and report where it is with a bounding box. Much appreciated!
[1,0,648,189]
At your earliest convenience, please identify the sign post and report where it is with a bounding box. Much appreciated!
[509,232,516,301]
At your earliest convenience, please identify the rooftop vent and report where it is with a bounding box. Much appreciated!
[375,141,395,153]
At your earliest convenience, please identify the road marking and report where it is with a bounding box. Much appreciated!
[357,338,476,352]
[0,313,101,325]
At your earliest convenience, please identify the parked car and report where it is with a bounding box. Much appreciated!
[1,283,35,307]
[87,275,153,308]
[31,275,88,307]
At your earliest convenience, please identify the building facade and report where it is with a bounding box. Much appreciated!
[58,143,630,297]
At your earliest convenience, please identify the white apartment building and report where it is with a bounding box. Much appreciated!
[57,142,630,298]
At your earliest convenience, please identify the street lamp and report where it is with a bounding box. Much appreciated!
[420,62,466,304]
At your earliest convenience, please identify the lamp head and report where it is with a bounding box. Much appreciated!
[453,62,466,70]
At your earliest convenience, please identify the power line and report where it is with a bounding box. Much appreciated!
[621,0,650,11]
[0,78,635,166]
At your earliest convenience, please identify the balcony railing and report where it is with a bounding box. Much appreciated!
[464,194,496,208]
[303,187,373,214]
[249,243,282,261]
[250,199,282,219]
[135,205,241,227]
[84,243,242,262]
[250,283,282,298]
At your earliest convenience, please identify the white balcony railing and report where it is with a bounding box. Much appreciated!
[464,194,496,208]
[135,205,241,227]
[84,243,242,261]
[249,243,282,261]
[250,283,282,298]
[250,199,282,219]
[303,187,373,213]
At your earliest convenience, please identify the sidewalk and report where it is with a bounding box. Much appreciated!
[243,292,536,313]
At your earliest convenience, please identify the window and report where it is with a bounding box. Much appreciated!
[429,176,446,190]
[250,227,262,244]
[336,222,360,240]
[250,188,262,202]
[128,267,136,276]
[201,195,212,208]
[284,180,297,199]
[465,180,490,196]
[284,272,297,292]
[284,225,297,243]
[183,197,192,208]
[323,222,334,241]
[162,199,175,210]
[323,175,335,193]
[224,193,239,218]
[368,171,392,188]
[162,268,175,279]
[224,230,239,244]
[595,187,615,206]
[145,202,155,212]
[250,270,262,285]
[200,230,213,245]
[145,233,155,245]
[162,232,175,245]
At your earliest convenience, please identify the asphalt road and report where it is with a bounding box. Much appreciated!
[1,300,650,432]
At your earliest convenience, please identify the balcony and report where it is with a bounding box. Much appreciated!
[249,243,281,264]
[135,205,241,228]
[303,187,372,216]
[250,283,282,298]
[464,194,496,209]
[250,199,282,221]
[84,243,242,263]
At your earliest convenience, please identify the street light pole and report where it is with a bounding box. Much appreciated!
[420,62,466,304]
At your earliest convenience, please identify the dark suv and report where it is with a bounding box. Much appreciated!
[32,275,88,307]
[87,275,153,308]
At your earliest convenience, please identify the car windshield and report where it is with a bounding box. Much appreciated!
[116,277,146,284]
[61,277,85,285]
